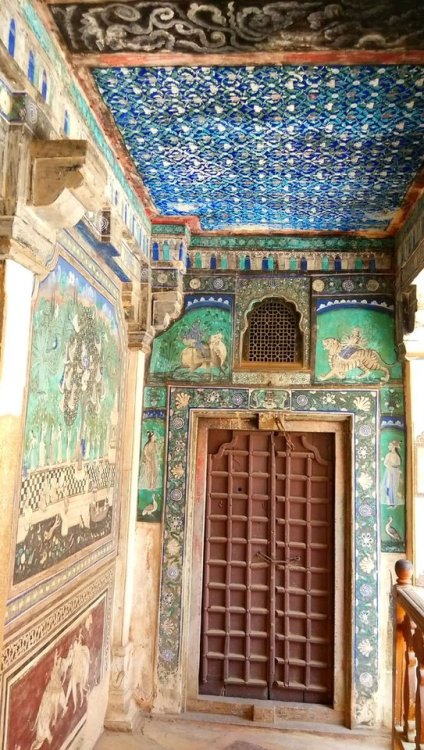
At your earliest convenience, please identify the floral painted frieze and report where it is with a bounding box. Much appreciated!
[157,386,379,725]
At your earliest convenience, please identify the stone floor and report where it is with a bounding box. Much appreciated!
[94,715,391,750]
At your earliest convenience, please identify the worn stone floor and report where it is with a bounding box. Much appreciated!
[94,715,391,750]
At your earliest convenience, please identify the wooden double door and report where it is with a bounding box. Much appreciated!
[200,429,335,704]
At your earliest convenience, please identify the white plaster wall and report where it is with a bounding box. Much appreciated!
[130,523,162,710]
[81,669,111,748]
[377,552,399,728]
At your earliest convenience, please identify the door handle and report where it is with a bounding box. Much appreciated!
[253,551,301,566]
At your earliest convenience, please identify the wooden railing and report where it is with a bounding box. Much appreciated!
[393,559,424,750]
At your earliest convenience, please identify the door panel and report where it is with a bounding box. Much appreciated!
[200,429,334,704]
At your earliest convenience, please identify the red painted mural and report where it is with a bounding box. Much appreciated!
[5,598,105,750]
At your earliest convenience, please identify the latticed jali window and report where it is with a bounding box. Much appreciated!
[244,298,301,364]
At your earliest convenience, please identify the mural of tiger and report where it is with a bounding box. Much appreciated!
[319,337,394,382]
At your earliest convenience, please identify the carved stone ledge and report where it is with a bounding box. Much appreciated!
[28,140,107,230]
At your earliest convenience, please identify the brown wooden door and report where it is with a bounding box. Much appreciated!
[200,429,334,704]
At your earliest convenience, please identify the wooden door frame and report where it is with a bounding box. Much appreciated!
[182,411,353,725]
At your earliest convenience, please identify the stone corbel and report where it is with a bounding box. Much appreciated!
[122,277,155,352]
[27,140,107,230]
[152,289,183,333]
[403,277,424,359]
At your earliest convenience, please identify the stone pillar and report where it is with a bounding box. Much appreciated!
[0,259,34,655]
[105,348,145,730]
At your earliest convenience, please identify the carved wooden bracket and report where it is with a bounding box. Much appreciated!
[28,140,107,229]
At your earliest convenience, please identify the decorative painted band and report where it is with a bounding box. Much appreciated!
[190,236,395,251]
[177,250,392,272]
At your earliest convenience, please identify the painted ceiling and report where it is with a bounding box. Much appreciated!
[51,1,424,54]
[93,64,424,232]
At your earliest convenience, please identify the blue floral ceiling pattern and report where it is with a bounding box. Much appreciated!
[94,65,424,231]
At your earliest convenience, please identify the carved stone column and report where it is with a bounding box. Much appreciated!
[104,346,145,731]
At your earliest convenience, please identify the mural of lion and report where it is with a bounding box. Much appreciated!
[319,337,393,382]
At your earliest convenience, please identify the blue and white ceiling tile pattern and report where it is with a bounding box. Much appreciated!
[94,65,424,232]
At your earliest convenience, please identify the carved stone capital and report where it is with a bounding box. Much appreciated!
[0,231,57,278]
[27,140,107,230]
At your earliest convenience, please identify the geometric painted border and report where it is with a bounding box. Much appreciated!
[157,386,378,725]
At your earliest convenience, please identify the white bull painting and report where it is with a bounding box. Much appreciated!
[29,629,92,749]
[181,332,227,374]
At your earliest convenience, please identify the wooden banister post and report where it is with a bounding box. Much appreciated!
[404,616,418,741]
[413,628,424,749]
[395,559,414,586]
[393,560,414,748]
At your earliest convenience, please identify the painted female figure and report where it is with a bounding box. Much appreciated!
[383,440,402,506]
[141,431,159,490]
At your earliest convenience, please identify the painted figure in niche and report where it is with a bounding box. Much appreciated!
[141,431,160,490]
[319,327,394,382]
[181,332,227,373]
[382,440,402,506]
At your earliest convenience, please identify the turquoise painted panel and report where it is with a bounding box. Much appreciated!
[143,386,167,409]
[16,256,121,583]
[150,307,232,383]
[379,386,405,416]
[315,298,402,384]
[249,389,290,410]
[380,417,406,553]
[138,416,166,522]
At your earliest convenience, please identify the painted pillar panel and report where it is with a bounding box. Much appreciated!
[15,256,122,585]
